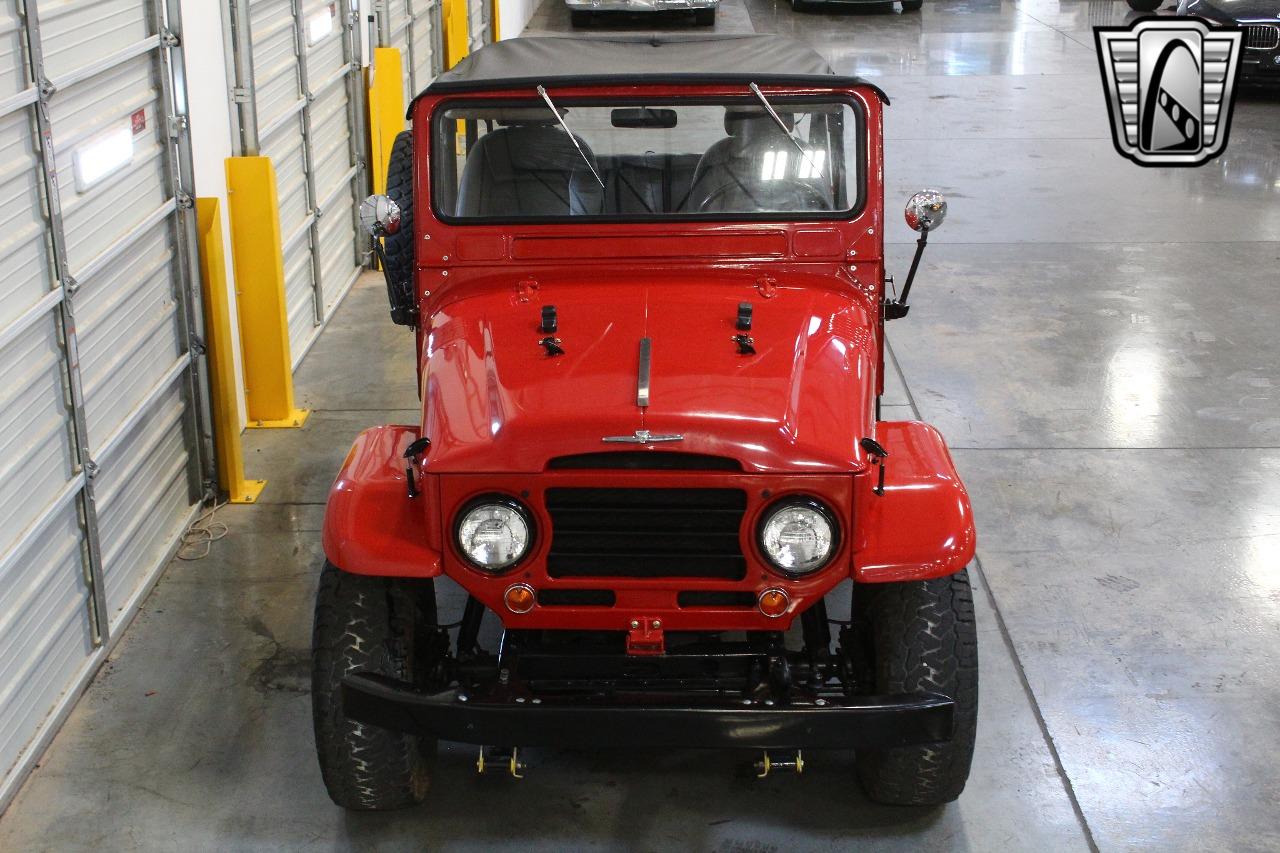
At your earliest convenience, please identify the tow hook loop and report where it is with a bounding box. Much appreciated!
[626,618,665,656]
[539,336,564,357]
[755,750,804,778]
[476,746,525,779]
[403,436,431,499]
[860,437,889,496]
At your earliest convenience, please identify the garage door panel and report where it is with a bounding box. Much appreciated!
[94,383,191,620]
[249,1,301,129]
[318,199,358,307]
[284,238,318,363]
[0,4,27,99]
[35,0,149,83]
[262,119,311,237]
[310,85,352,201]
[0,506,93,781]
[0,112,52,329]
[409,0,441,91]
[0,319,76,557]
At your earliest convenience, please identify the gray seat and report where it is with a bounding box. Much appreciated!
[456,125,604,217]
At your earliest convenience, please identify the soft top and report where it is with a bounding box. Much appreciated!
[414,34,888,107]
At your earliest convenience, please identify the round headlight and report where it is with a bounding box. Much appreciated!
[758,499,837,575]
[456,498,532,571]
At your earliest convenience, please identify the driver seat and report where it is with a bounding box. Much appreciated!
[456,124,604,217]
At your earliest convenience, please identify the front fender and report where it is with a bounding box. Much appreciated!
[853,421,976,583]
[322,425,442,577]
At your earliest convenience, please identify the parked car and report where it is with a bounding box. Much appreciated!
[568,0,719,27]
[1178,0,1280,86]
[315,33,978,812]
[793,0,922,11]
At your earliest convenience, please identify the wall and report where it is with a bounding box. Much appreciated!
[497,0,536,40]
[179,0,247,428]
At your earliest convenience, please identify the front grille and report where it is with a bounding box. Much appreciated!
[545,488,748,580]
[1245,24,1279,51]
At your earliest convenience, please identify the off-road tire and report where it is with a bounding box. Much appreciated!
[854,570,978,806]
[383,131,415,304]
[312,561,437,810]
[694,7,716,25]
[570,9,592,26]
[901,0,924,11]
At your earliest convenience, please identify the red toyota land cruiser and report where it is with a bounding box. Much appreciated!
[312,34,977,811]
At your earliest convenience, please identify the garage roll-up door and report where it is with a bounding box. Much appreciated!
[377,0,444,108]
[0,0,209,808]
[232,0,364,367]
[466,0,491,52]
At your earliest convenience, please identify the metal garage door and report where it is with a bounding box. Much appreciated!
[0,0,209,807]
[377,0,444,108]
[229,0,364,368]
[467,0,491,52]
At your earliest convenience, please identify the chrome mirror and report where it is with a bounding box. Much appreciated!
[359,194,401,237]
[905,190,947,233]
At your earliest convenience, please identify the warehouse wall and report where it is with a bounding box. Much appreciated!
[498,0,535,39]
[180,0,246,428]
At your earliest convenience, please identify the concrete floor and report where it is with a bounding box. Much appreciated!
[3,1,1279,850]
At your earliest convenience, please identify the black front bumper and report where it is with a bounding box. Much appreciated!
[342,673,954,750]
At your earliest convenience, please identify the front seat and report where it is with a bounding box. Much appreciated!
[683,109,830,214]
[456,124,604,217]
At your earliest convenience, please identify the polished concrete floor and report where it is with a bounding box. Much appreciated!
[3,1,1279,850]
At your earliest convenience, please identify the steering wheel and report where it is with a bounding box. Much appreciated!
[697,178,831,214]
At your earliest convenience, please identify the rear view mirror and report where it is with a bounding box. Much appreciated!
[611,108,677,129]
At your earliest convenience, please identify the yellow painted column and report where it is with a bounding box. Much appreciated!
[195,198,267,502]
[490,0,500,41]
[367,46,406,196]
[224,157,310,429]
[444,0,471,69]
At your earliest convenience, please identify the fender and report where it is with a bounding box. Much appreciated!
[853,421,976,583]
[322,425,442,577]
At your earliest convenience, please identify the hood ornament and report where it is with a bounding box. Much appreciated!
[602,430,684,445]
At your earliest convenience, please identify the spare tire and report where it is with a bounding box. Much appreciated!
[384,130,416,326]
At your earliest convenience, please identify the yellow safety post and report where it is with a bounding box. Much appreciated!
[444,0,470,69]
[224,157,310,429]
[367,47,406,195]
[490,0,500,41]
[195,198,267,502]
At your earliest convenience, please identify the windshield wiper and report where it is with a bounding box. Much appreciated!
[749,82,824,178]
[537,84,605,191]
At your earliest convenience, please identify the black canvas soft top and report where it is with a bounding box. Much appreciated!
[413,34,888,110]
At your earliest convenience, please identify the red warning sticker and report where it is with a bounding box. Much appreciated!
[131,109,146,135]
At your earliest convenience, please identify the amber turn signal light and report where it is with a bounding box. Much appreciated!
[504,583,536,614]
[758,588,790,618]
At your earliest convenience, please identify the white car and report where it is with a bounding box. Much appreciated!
[567,0,720,27]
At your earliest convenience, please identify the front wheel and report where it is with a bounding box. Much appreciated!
[311,561,439,810]
[852,570,978,805]
[1127,0,1162,10]
[570,9,592,26]
[901,0,923,9]
[694,7,716,24]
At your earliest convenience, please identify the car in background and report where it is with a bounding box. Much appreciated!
[1179,0,1280,86]
[1127,0,1164,11]
[567,0,719,27]
[793,0,922,11]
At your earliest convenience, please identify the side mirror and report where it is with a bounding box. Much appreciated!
[359,194,401,237]
[905,190,947,233]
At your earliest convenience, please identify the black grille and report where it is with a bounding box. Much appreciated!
[1245,25,1279,50]
[545,488,748,580]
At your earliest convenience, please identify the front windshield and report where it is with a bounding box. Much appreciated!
[432,97,862,221]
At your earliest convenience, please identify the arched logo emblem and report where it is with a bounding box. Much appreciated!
[1095,18,1243,167]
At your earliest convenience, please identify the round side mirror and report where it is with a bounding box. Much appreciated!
[905,190,947,233]
[359,194,401,237]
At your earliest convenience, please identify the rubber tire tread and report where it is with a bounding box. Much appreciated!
[312,561,435,810]
[383,131,415,305]
[856,570,978,805]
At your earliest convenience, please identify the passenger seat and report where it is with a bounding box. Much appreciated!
[455,125,604,217]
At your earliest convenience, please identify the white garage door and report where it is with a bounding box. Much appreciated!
[379,0,444,109]
[0,0,209,808]
[237,0,364,368]
[467,0,491,52]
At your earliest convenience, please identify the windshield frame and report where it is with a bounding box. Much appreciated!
[428,93,867,226]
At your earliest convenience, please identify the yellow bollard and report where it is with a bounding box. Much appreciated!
[224,156,311,429]
[367,47,406,196]
[195,198,267,502]
[444,0,471,69]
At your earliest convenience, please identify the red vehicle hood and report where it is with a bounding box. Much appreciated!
[420,269,878,474]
